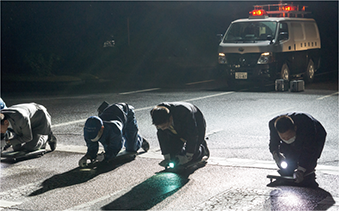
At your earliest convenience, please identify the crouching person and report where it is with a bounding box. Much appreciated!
[269,112,326,188]
[150,102,209,168]
[1,103,57,153]
[79,103,149,167]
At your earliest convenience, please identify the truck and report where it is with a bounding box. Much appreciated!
[218,3,321,86]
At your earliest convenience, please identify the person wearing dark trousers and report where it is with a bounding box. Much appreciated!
[79,102,149,167]
[269,112,326,188]
[150,102,209,168]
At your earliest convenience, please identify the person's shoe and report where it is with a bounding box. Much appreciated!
[159,159,170,167]
[48,133,57,151]
[141,138,150,152]
[300,173,319,189]
[202,141,210,159]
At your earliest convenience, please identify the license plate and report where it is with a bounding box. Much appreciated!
[235,72,247,79]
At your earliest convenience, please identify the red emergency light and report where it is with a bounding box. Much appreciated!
[282,5,296,11]
[249,9,267,16]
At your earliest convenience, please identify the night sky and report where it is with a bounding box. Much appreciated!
[1,1,338,83]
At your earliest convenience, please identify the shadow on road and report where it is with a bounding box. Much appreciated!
[28,155,136,197]
[265,186,335,210]
[101,165,204,210]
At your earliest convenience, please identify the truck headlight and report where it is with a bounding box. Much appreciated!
[257,52,272,64]
[218,53,227,64]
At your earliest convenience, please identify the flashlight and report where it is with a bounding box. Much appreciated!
[281,161,288,169]
[168,162,175,168]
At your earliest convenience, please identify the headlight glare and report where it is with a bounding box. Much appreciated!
[218,53,227,64]
[257,52,272,64]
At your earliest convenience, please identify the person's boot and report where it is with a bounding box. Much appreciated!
[47,133,57,151]
[141,137,150,152]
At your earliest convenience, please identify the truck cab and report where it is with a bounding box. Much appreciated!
[218,3,321,85]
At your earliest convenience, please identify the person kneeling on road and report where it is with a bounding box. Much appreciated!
[79,102,149,167]
[1,102,57,153]
[150,102,209,168]
[269,112,327,188]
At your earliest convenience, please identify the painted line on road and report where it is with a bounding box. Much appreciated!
[262,107,294,118]
[51,91,234,128]
[0,200,23,210]
[186,79,215,86]
[55,144,339,176]
[63,189,128,211]
[119,88,160,95]
[316,91,339,100]
[184,91,234,102]
[51,119,85,128]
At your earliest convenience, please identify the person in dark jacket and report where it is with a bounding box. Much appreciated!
[269,112,326,188]
[1,103,57,152]
[150,102,209,167]
[79,102,149,167]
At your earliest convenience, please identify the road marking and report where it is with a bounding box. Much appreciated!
[51,91,234,128]
[0,200,23,209]
[63,189,128,211]
[262,107,294,118]
[54,144,339,176]
[316,91,339,100]
[184,91,234,102]
[186,79,215,86]
[119,88,160,95]
[51,119,85,128]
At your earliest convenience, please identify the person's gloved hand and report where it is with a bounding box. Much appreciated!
[293,166,306,183]
[176,153,194,165]
[272,151,285,168]
[159,154,170,167]
[78,156,90,168]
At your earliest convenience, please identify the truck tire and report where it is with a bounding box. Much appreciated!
[281,63,290,81]
[304,59,315,83]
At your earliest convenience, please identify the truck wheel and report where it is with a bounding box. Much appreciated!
[281,63,290,81]
[304,59,315,83]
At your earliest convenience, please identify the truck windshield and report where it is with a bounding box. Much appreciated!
[223,21,277,43]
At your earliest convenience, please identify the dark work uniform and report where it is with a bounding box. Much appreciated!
[269,112,326,174]
[85,103,142,162]
[155,102,207,159]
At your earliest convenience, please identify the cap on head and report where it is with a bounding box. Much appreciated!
[84,116,103,141]
[0,98,6,110]
[150,106,171,125]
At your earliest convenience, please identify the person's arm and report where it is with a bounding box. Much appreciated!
[7,112,33,145]
[268,117,280,154]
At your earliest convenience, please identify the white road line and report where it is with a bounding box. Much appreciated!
[51,119,85,128]
[51,91,234,128]
[184,91,234,102]
[262,107,294,118]
[186,79,215,86]
[119,88,160,95]
[54,144,339,176]
[317,91,339,100]
[0,200,23,209]
[63,189,128,211]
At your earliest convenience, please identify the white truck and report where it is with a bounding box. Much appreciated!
[218,3,321,85]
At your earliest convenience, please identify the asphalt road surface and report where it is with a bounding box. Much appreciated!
[1,79,338,210]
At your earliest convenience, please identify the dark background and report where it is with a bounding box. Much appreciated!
[1,1,338,91]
